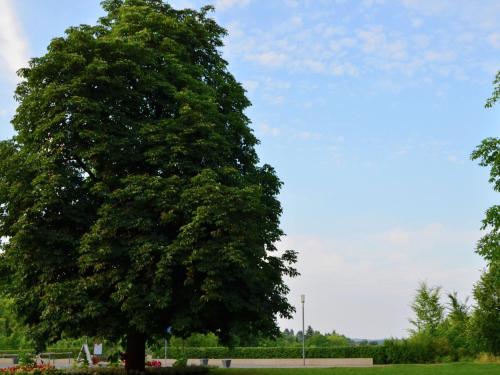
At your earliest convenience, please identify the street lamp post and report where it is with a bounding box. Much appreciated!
[301,294,305,366]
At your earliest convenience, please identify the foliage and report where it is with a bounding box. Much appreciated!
[440,293,472,360]
[17,352,36,366]
[402,282,476,362]
[468,265,500,355]
[0,0,297,370]
[475,353,500,363]
[0,365,58,375]
[485,71,500,108]
[383,335,452,364]
[469,70,500,356]
[151,327,354,350]
[172,357,188,368]
[169,334,219,348]
[0,298,30,349]
[409,282,445,336]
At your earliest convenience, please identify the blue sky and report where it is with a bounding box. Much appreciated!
[0,0,499,339]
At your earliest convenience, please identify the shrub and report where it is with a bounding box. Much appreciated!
[17,352,35,366]
[475,353,500,364]
[383,335,453,364]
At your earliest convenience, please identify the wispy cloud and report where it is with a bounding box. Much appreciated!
[0,0,29,82]
[215,0,251,11]
[357,26,408,61]
[247,51,288,68]
[256,122,281,137]
[220,0,498,94]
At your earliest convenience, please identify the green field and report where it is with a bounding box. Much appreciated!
[210,363,500,375]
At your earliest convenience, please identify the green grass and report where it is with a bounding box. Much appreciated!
[210,363,499,375]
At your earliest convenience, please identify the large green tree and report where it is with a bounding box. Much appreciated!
[0,0,297,370]
[469,70,500,355]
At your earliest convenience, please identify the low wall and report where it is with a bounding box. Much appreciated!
[162,358,374,367]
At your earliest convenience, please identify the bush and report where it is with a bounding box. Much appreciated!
[475,353,500,363]
[383,335,453,364]
[18,352,35,366]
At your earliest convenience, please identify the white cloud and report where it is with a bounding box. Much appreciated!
[301,59,326,74]
[295,131,322,140]
[288,16,303,29]
[400,0,500,30]
[215,0,251,11]
[358,27,385,54]
[256,122,281,137]
[331,63,358,76]
[168,0,195,8]
[330,37,356,52]
[247,51,287,67]
[242,79,259,93]
[221,0,495,91]
[357,27,407,61]
[424,50,456,62]
[378,228,411,247]
[0,0,29,81]
[400,0,450,16]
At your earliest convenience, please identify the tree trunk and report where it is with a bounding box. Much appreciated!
[126,331,146,372]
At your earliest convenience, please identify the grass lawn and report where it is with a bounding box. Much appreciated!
[210,363,499,375]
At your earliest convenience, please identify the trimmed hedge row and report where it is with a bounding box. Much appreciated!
[3,341,464,365]
[0,348,80,358]
[156,346,386,364]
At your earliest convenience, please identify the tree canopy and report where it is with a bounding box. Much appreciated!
[0,0,297,370]
[469,71,500,355]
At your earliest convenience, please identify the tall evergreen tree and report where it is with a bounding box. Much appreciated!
[0,0,297,370]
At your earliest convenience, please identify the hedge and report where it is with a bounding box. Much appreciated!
[155,346,387,364]
[2,340,466,365]
[0,348,80,359]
